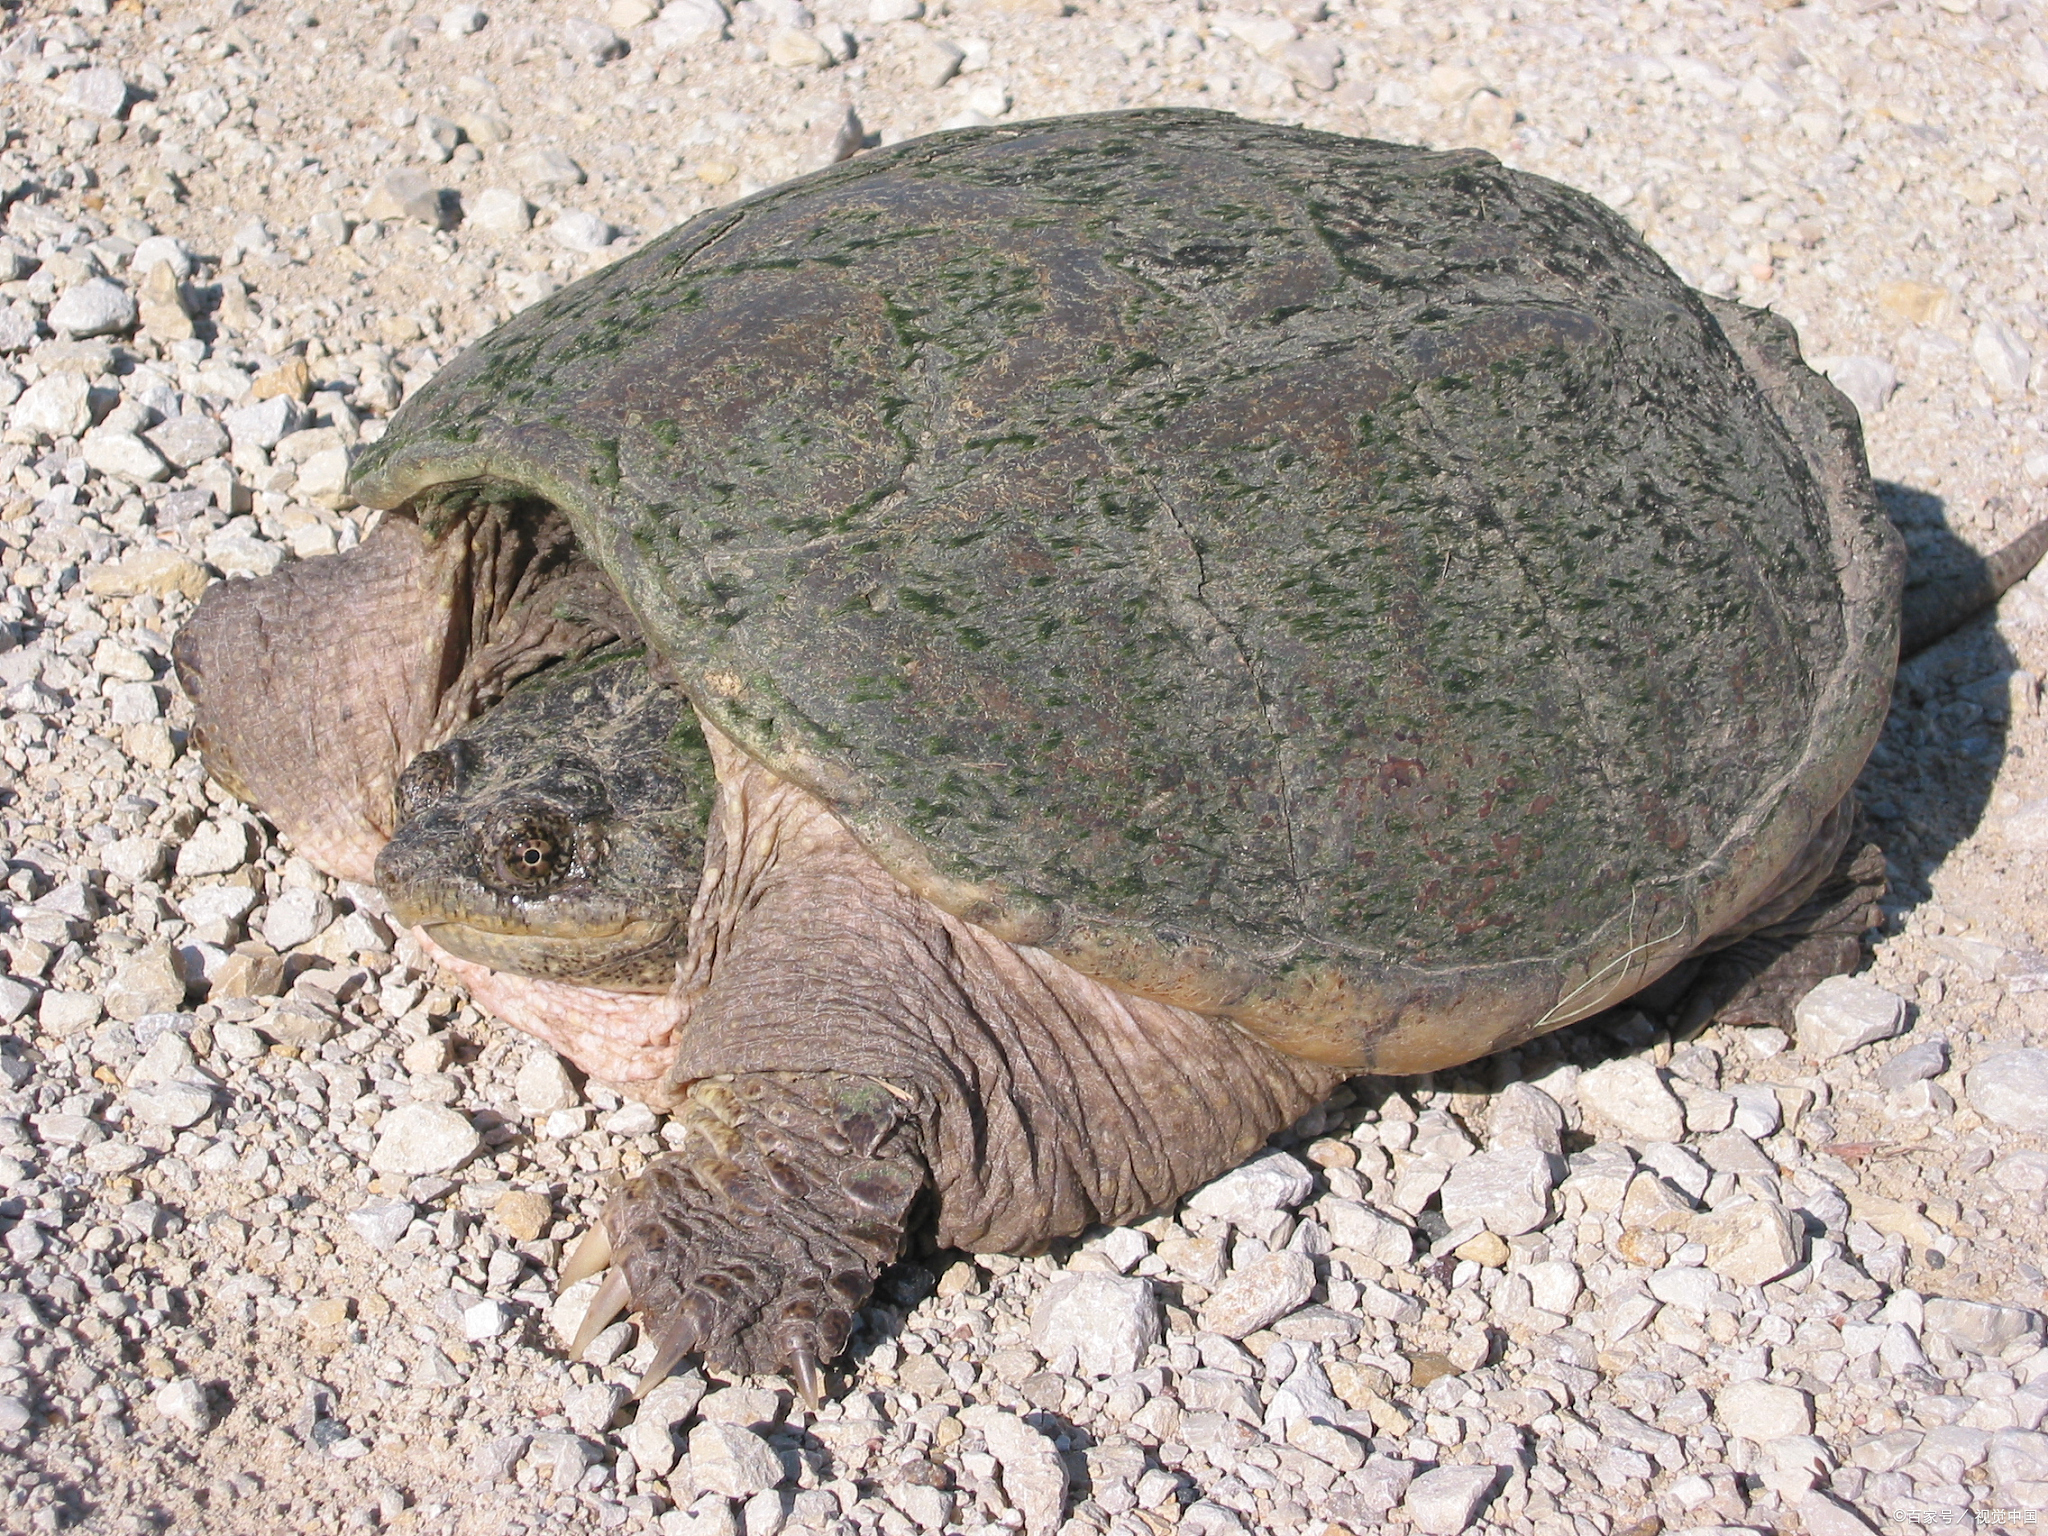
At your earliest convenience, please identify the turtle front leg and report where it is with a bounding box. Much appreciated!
[558,743,1341,1402]
[565,1072,926,1401]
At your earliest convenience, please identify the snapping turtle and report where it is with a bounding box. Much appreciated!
[177,108,2005,1394]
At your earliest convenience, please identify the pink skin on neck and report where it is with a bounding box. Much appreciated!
[410,928,682,1095]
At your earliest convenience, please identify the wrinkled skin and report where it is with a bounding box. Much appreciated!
[377,646,714,992]
[174,110,2038,1400]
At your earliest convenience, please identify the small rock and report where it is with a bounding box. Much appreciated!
[11,373,91,438]
[136,260,195,341]
[1455,1230,1510,1266]
[1793,976,1908,1059]
[603,1101,659,1137]
[517,1052,580,1115]
[443,4,487,37]
[1716,1378,1813,1440]
[1645,1264,1721,1314]
[64,65,131,119]
[1578,1057,1686,1142]
[108,684,159,733]
[81,429,169,484]
[963,1407,1067,1536]
[1486,1081,1565,1155]
[1799,1491,1882,1536]
[1923,1297,2043,1355]
[1401,1463,1500,1535]
[1030,1271,1160,1375]
[815,103,864,164]
[651,0,730,46]
[263,888,335,951]
[1695,1128,1776,1176]
[1815,354,1899,419]
[149,414,230,472]
[153,1378,212,1435]
[564,1380,629,1438]
[214,1022,265,1060]
[0,978,35,1027]
[0,303,36,353]
[346,1199,417,1253]
[40,992,105,1034]
[1320,1198,1415,1265]
[687,1421,785,1498]
[0,1396,30,1434]
[470,187,532,235]
[262,999,337,1048]
[131,236,195,280]
[84,547,209,601]
[1691,1198,1803,1286]
[223,394,302,452]
[494,1189,552,1241]
[511,148,588,193]
[548,211,615,253]
[768,27,832,67]
[1728,1083,1783,1139]
[564,17,627,63]
[1196,1250,1315,1339]
[125,1079,214,1131]
[1968,1050,2048,1133]
[214,945,287,1001]
[1184,1149,1314,1221]
[464,1299,509,1340]
[369,1104,481,1177]
[366,171,454,229]
[1975,319,2034,397]
[529,1430,600,1492]
[909,31,966,87]
[1522,1259,1582,1314]
[106,943,187,1022]
[48,279,137,339]
[1877,280,1952,325]
[1878,1037,1950,1090]
[1438,1146,1556,1236]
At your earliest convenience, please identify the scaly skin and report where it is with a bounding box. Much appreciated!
[577,1074,925,1388]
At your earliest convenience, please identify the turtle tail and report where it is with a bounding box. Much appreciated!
[559,1072,925,1403]
[1901,517,2048,659]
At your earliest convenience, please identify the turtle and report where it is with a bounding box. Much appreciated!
[171,108,2041,1399]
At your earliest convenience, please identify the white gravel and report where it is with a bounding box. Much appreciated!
[0,0,2046,1534]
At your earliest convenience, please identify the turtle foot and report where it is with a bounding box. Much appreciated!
[564,1072,926,1402]
[1668,834,1889,1035]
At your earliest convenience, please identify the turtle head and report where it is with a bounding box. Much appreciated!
[374,649,713,992]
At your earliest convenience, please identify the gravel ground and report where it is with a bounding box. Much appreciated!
[1,0,2047,1533]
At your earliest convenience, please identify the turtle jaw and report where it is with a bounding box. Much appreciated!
[407,914,684,991]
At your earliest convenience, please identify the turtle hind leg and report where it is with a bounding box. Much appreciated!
[573,1072,926,1399]
[1666,836,1890,1037]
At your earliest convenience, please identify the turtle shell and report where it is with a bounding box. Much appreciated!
[351,109,1901,1073]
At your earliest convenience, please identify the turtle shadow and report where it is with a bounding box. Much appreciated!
[1859,479,2020,922]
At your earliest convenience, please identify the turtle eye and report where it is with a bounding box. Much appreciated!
[488,812,573,888]
[396,747,460,822]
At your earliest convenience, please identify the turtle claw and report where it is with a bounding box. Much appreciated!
[634,1309,704,1399]
[786,1347,824,1412]
[572,1266,632,1357]
[560,1223,613,1290]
